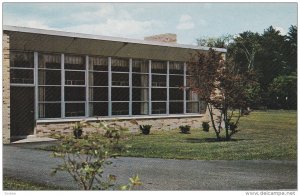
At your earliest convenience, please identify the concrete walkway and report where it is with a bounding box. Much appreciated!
[3,142,297,190]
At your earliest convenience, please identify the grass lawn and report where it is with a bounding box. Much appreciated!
[3,176,65,190]
[120,110,297,160]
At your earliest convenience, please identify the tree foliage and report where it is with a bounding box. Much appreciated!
[187,49,256,140]
[197,25,297,109]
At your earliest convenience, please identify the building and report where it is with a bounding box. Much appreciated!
[2,25,226,143]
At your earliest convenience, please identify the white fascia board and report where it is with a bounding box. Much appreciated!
[3,25,227,53]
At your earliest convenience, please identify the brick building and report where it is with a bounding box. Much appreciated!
[2,25,226,143]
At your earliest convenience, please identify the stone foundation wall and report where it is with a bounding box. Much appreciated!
[36,116,207,137]
[3,32,10,144]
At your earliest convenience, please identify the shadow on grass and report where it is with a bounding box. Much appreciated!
[185,138,249,143]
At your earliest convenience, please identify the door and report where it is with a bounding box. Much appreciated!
[10,87,35,137]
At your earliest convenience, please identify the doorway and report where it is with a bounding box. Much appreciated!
[10,87,35,138]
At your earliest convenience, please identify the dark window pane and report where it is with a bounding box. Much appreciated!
[170,102,183,114]
[10,69,34,84]
[132,102,148,115]
[39,86,61,101]
[132,59,148,73]
[112,87,129,101]
[89,72,108,86]
[187,102,199,113]
[169,62,184,74]
[199,101,207,114]
[39,103,61,118]
[151,88,167,101]
[152,75,166,87]
[39,54,61,69]
[38,70,61,85]
[10,51,34,68]
[65,87,85,101]
[152,102,166,114]
[132,88,148,101]
[65,103,85,117]
[169,88,183,101]
[89,102,108,116]
[186,89,199,101]
[89,87,108,101]
[89,56,108,71]
[111,58,129,72]
[132,74,148,87]
[112,73,129,86]
[65,55,85,70]
[65,71,85,85]
[112,102,129,115]
[151,61,167,74]
[170,75,184,87]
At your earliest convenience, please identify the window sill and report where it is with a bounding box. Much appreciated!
[36,114,205,124]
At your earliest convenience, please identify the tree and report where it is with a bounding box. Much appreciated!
[187,49,255,141]
[268,73,297,109]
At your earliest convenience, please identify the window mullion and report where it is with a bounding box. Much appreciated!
[61,54,65,118]
[166,61,169,115]
[184,62,187,114]
[85,55,89,117]
[108,57,112,117]
[129,58,132,116]
[149,60,152,115]
[34,52,38,122]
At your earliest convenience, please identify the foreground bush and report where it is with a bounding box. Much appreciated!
[51,121,141,190]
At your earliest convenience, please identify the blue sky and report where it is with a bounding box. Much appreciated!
[3,2,297,44]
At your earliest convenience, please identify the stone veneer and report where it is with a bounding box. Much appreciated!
[36,115,209,137]
[3,32,10,144]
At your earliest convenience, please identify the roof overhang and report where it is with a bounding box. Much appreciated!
[3,25,227,62]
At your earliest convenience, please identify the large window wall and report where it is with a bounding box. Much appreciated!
[11,51,203,119]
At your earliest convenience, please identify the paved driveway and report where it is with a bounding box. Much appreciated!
[3,143,297,190]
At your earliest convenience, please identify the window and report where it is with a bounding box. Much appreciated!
[152,75,166,87]
[152,61,167,74]
[89,102,108,116]
[65,87,85,101]
[65,103,85,117]
[132,59,148,73]
[89,57,108,116]
[112,73,129,86]
[169,62,184,75]
[132,102,148,115]
[132,74,148,87]
[169,75,183,87]
[34,52,199,118]
[169,102,183,114]
[112,102,129,115]
[152,102,166,114]
[111,58,129,72]
[10,51,34,84]
[38,53,61,118]
[64,55,86,117]
[152,88,167,101]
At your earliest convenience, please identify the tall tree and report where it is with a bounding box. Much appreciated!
[187,49,256,141]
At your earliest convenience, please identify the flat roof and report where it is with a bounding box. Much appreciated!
[3,25,227,53]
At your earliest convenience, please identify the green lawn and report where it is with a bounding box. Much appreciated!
[120,110,297,160]
[3,176,65,190]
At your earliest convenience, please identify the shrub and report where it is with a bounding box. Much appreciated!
[139,125,152,135]
[73,122,83,139]
[52,121,141,190]
[179,125,191,134]
[202,122,210,132]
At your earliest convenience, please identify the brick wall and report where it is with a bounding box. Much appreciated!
[3,33,10,144]
[36,116,207,137]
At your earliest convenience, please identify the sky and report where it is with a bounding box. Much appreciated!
[2,2,298,45]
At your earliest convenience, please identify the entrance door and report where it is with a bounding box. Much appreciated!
[10,87,35,137]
